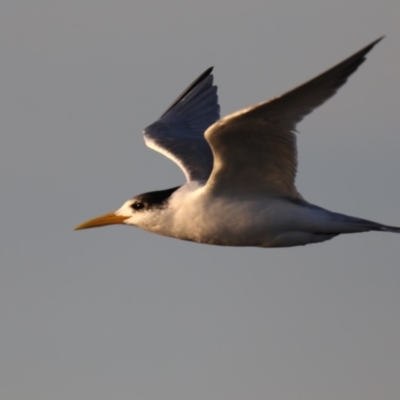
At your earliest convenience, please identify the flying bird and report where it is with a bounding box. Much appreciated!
[75,37,400,247]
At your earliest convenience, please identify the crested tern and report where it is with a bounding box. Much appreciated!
[75,37,400,247]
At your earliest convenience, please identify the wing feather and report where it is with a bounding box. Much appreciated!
[205,38,383,196]
[144,68,220,182]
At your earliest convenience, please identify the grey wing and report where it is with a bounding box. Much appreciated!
[144,67,220,182]
[205,37,383,197]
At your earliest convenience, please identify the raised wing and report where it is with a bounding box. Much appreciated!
[144,67,220,182]
[205,38,383,197]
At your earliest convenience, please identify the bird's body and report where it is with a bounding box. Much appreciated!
[76,37,400,247]
[114,183,398,247]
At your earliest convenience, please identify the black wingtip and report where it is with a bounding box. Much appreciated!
[307,36,385,90]
[203,66,214,75]
[363,36,385,52]
[372,36,385,45]
[161,67,216,117]
[342,36,384,74]
[347,36,384,64]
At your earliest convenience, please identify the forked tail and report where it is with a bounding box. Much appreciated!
[324,209,400,235]
[374,224,400,234]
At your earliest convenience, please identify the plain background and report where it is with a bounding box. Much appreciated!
[1,1,399,399]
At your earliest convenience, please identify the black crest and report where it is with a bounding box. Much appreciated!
[131,186,181,211]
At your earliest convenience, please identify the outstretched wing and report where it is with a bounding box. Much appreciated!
[205,38,383,197]
[144,67,220,182]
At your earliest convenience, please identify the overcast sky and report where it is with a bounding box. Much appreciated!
[1,1,400,400]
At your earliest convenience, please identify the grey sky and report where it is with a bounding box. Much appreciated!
[1,1,399,399]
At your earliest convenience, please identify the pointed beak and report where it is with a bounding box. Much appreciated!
[74,212,127,230]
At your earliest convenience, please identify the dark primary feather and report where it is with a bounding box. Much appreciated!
[205,38,383,197]
[248,37,384,128]
[144,67,220,182]
[160,67,215,117]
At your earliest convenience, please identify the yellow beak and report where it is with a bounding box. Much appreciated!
[74,212,126,230]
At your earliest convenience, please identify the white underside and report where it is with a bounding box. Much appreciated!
[122,183,380,247]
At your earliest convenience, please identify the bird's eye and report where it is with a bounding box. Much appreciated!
[131,202,145,211]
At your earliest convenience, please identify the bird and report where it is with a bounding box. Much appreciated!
[75,37,400,247]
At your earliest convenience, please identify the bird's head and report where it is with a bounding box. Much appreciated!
[74,186,180,231]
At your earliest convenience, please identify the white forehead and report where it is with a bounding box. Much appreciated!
[115,199,134,217]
